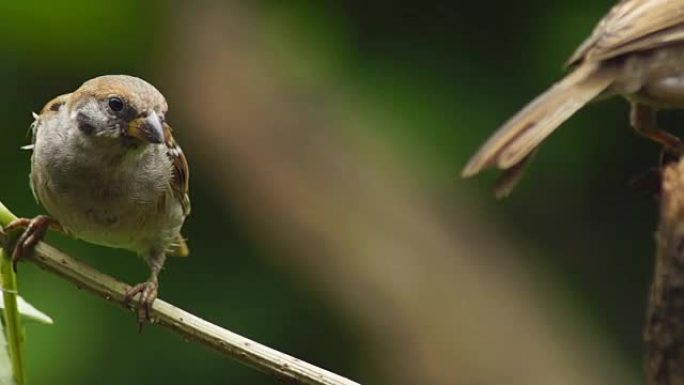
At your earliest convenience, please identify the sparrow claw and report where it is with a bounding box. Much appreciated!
[4,216,54,272]
[124,280,158,330]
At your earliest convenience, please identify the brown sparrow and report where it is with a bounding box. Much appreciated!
[6,75,190,324]
[462,0,684,197]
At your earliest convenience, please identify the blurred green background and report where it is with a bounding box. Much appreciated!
[0,1,659,384]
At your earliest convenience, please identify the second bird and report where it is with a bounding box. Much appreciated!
[462,0,684,197]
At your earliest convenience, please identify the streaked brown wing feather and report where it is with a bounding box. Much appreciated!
[567,0,684,66]
[461,63,613,176]
[163,123,191,216]
[591,24,684,62]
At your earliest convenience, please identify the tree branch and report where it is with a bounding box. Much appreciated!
[645,158,684,384]
[0,202,360,385]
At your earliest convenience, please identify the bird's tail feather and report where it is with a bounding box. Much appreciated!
[461,63,616,178]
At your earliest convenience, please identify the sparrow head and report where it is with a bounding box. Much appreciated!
[68,75,168,146]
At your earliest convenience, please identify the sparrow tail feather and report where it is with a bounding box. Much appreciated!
[461,62,616,177]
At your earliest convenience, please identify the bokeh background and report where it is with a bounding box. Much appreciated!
[0,1,662,384]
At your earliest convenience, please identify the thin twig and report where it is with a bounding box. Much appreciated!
[0,202,360,385]
[644,158,684,384]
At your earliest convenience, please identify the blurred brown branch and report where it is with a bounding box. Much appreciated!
[163,2,638,384]
[0,203,360,385]
[645,159,684,385]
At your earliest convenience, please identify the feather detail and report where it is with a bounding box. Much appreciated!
[163,122,191,216]
[462,63,616,177]
[567,0,684,67]
[493,149,537,199]
[168,234,190,257]
[28,112,40,144]
[31,94,71,144]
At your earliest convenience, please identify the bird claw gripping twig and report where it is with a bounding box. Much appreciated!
[124,279,159,330]
[3,215,58,271]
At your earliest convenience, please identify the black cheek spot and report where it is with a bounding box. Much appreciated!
[79,122,95,135]
[76,112,95,135]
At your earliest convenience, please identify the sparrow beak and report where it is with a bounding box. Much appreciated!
[127,111,164,144]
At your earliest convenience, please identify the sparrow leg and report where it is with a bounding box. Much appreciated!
[630,102,682,154]
[124,251,166,328]
[3,215,61,271]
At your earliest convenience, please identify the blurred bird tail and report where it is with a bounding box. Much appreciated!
[461,63,616,182]
[492,149,537,199]
[169,234,190,257]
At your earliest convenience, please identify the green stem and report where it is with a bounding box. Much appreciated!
[0,202,25,385]
[0,201,16,227]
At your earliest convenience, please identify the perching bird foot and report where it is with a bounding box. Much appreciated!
[4,215,58,271]
[124,279,158,329]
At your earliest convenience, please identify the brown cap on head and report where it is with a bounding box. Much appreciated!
[73,75,168,115]
[71,75,169,144]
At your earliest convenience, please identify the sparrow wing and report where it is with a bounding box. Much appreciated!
[163,123,191,216]
[567,0,684,66]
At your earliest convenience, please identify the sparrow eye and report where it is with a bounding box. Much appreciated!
[107,96,125,112]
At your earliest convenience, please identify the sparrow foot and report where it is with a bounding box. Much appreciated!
[124,279,158,329]
[4,215,57,272]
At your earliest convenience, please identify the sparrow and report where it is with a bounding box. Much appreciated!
[462,0,684,198]
[5,75,190,324]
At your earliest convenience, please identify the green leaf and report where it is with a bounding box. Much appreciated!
[0,295,52,325]
[0,330,16,385]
